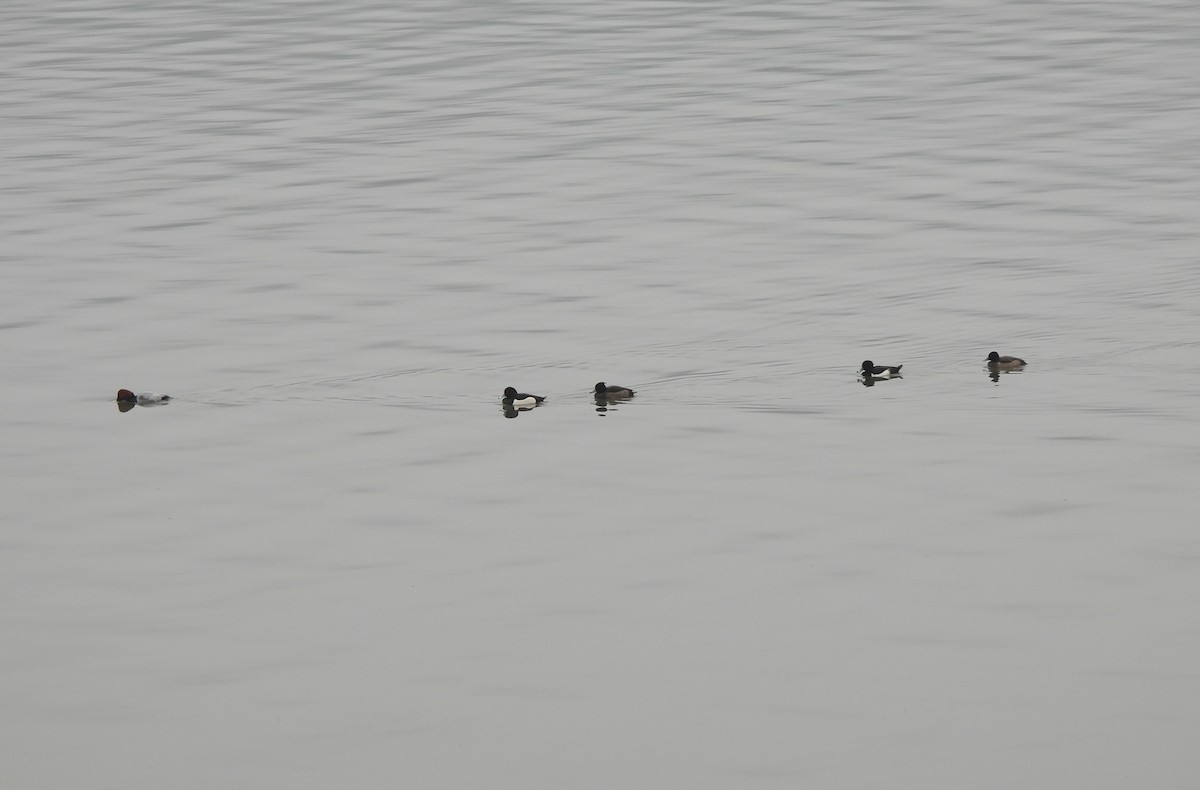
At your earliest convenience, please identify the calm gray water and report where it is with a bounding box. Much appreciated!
[4,0,1200,787]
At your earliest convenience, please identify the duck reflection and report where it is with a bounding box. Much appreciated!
[500,401,540,418]
[986,367,1026,383]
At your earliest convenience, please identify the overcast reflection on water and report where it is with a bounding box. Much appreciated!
[4,0,1200,787]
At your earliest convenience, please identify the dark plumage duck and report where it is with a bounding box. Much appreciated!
[985,351,1026,370]
[594,382,635,398]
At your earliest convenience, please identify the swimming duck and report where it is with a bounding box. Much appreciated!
[502,387,545,407]
[594,382,635,398]
[985,351,1026,370]
[861,360,903,377]
[116,389,171,405]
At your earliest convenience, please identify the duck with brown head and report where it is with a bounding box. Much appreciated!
[985,351,1026,370]
[594,382,635,398]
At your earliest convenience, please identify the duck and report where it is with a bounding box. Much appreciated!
[116,389,171,405]
[502,387,545,407]
[985,351,1026,370]
[594,382,635,398]
[861,360,903,377]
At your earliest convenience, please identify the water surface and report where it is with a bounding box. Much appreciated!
[3,0,1200,787]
